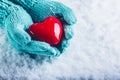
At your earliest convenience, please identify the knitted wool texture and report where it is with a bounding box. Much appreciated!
[0,0,76,57]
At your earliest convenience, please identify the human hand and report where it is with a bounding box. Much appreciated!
[1,0,77,57]
[0,0,60,56]
[13,0,77,52]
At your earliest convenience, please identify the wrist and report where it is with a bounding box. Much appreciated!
[0,0,29,28]
[9,0,51,11]
[0,0,19,27]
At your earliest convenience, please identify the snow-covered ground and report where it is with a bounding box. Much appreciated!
[0,0,120,80]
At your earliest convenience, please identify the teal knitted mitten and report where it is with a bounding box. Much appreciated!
[0,0,77,57]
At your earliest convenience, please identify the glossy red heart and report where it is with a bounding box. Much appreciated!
[27,16,63,45]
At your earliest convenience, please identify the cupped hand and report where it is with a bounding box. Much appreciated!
[1,0,77,57]
[19,0,77,53]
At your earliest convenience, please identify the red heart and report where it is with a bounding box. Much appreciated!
[27,16,63,45]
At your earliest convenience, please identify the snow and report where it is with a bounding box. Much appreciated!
[0,0,120,80]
